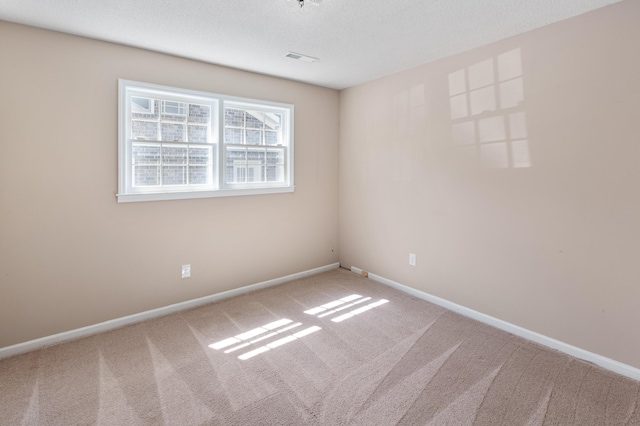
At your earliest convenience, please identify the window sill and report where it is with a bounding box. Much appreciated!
[116,186,295,203]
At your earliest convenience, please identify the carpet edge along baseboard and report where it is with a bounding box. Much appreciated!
[349,265,640,383]
[0,263,341,360]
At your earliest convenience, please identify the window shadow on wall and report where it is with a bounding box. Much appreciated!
[449,48,531,169]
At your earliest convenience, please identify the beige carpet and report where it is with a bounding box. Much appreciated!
[1,268,639,425]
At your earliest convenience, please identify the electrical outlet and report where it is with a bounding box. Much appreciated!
[182,264,191,278]
[409,253,417,266]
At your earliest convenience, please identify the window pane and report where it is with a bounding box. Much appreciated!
[246,129,262,145]
[131,97,155,115]
[189,147,212,165]
[132,121,158,140]
[161,100,187,123]
[266,165,284,182]
[225,128,243,144]
[246,111,264,129]
[132,143,161,187]
[163,166,187,185]
[188,125,208,143]
[161,123,185,142]
[134,165,160,186]
[226,148,246,164]
[248,148,266,183]
[247,149,265,162]
[162,144,187,185]
[162,114,187,124]
[225,108,244,127]
[189,165,211,185]
[188,104,210,124]
[247,166,265,183]
[226,148,246,184]
[235,167,247,183]
[265,113,282,131]
[163,146,187,164]
[162,100,187,116]
[265,130,279,146]
[266,148,284,164]
[132,144,161,164]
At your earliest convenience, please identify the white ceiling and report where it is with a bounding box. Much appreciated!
[0,0,623,90]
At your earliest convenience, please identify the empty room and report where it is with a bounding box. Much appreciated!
[1,0,639,424]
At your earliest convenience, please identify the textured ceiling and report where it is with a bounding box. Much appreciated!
[0,0,623,90]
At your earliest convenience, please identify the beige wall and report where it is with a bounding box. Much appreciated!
[0,22,339,348]
[339,0,640,369]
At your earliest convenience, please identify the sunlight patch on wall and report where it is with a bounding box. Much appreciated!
[449,48,530,169]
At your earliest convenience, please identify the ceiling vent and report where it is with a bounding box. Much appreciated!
[286,52,319,63]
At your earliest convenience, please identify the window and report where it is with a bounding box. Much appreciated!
[223,104,287,186]
[118,80,294,202]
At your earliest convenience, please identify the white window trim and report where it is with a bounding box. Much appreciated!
[117,80,295,203]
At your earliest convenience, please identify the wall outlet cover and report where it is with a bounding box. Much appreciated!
[182,264,191,278]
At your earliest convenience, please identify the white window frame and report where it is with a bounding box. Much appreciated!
[118,80,294,203]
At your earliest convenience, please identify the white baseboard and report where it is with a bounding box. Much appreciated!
[351,266,640,382]
[0,263,340,360]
